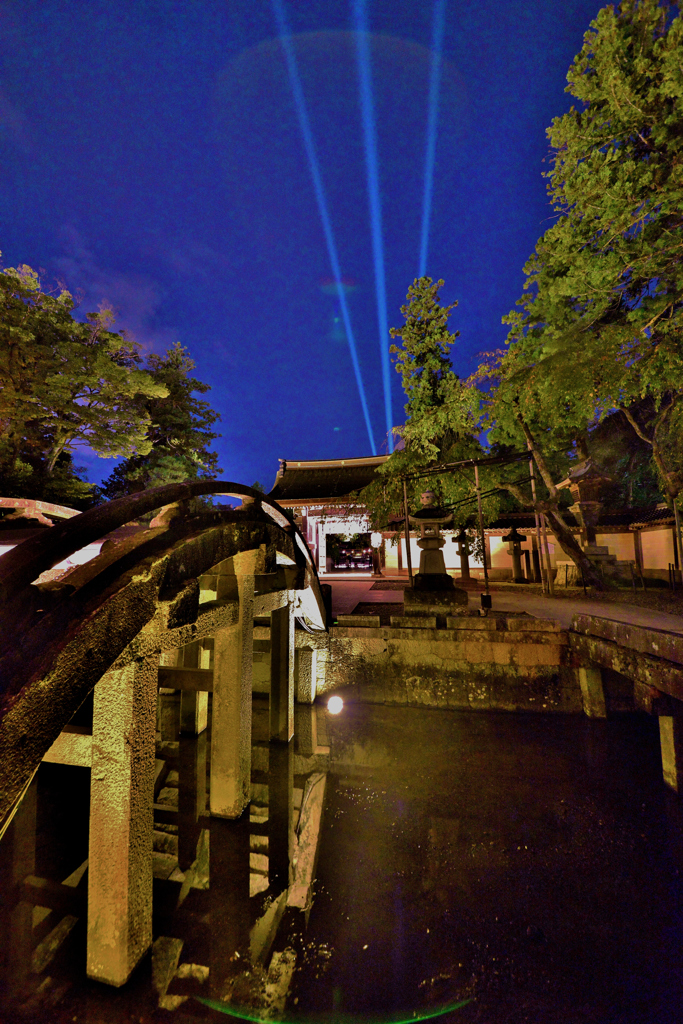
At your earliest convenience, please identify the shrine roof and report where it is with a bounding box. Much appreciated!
[269,455,389,504]
[490,505,675,531]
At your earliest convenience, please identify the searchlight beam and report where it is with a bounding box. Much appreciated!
[418,0,447,279]
[352,0,393,453]
[272,0,377,455]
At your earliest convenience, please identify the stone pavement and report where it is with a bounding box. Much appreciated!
[325,576,683,633]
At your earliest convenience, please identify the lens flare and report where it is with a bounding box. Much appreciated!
[418,0,447,279]
[196,996,473,1021]
[327,695,344,714]
[271,0,377,455]
[352,0,393,453]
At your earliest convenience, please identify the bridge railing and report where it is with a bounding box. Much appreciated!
[0,480,318,605]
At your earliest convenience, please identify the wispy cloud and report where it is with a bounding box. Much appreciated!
[52,225,178,354]
[167,239,237,280]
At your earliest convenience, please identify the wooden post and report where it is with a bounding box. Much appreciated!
[659,715,683,792]
[474,463,489,596]
[528,457,547,593]
[402,478,413,587]
[578,666,607,718]
[178,732,207,871]
[541,514,555,597]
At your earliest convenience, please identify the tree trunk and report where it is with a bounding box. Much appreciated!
[46,438,69,476]
[517,416,606,590]
[503,483,606,590]
[621,400,683,569]
[543,506,605,589]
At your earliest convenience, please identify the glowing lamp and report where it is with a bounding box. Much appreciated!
[327,695,344,715]
[370,532,383,548]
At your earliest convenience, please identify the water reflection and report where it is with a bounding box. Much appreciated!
[292,706,683,1024]
[1,698,682,1022]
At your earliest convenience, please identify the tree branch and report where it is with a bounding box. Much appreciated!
[501,482,532,507]
[516,416,557,498]
[653,393,676,436]
[620,405,653,445]
[640,301,673,335]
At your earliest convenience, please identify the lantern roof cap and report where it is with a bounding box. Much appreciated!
[556,457,612,491]
[502,525,525,543]
[409,506,453,525]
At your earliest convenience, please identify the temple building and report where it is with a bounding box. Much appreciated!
[268,455,680,583]
[0,463,678,585]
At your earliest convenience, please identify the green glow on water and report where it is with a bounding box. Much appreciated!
[195,996,472,1022]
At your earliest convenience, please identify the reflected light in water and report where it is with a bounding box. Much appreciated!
[327,695,344,715]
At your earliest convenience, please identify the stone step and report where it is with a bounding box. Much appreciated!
[335,614,381,628]
[154,829,179,856]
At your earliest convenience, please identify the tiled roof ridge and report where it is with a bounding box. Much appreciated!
[277,454,389,470]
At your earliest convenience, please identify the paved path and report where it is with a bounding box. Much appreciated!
[326,577,683,633]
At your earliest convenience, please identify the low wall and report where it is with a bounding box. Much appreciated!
[296,616,581,713]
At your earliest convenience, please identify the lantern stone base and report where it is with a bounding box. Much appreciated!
[416,535,449,577]
[412,571,457,592]
[405,583,469,627]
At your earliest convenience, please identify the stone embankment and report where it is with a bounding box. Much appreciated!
[292,611,683,726]
[295,613,578,713]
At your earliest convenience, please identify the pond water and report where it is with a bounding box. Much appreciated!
[1,699,682,1024]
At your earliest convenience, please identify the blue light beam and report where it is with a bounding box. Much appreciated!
[271,0,377,455]
[352,0,393,453]
[418,0,447,279]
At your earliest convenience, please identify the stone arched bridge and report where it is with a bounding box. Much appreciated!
[0,481,330,987]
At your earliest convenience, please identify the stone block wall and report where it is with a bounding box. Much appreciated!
[297,617,581,713]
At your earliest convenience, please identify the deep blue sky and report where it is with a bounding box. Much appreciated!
[0,0,602,491]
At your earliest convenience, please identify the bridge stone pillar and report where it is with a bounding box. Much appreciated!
[0,776,36,1003]
[209,815,251,999]
[268,740,294,891]
[296,647,317,704]
[659,715,683,792]
[210,552,258,818]
[270,602,295,742]
[295,703,329,760]
[87,655,158,986]
[178,732,207,871]
[577,666,607,718]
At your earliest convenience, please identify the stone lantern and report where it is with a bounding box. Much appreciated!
[455,528,471,581]
[557,458,612,549]
[403,490,468,621]
[501,525,528,584]
[370,531,383,577]
[408,490,454,590]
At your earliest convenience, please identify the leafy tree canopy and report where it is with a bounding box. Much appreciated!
[360,278,496,532]
[499,0,683,502]
[0,257,168,507]
[99,342,221,500]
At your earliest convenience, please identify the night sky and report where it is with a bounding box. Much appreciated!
[1,0,602,491]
